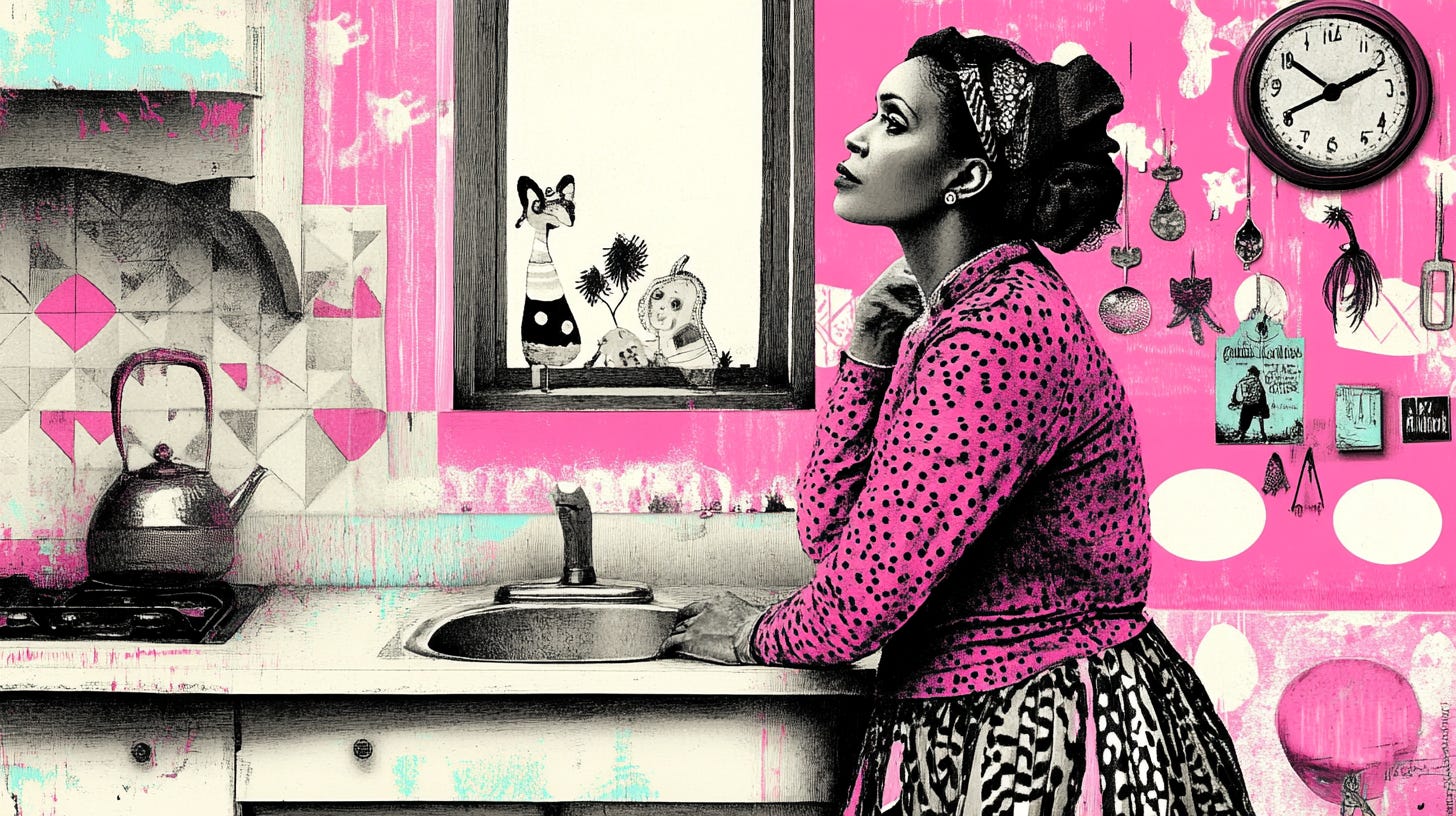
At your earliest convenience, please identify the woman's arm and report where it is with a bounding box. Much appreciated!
[756,322,1079,665]
[796,353,894,563]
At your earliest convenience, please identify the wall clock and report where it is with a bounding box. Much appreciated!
[1233,0,1432,190]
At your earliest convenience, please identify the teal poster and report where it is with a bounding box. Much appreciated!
[1216,310,1304,445]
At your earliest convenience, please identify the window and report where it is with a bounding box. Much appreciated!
[453,0,814,410]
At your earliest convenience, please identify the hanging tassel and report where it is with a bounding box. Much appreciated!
[1290,447,1324,516]
[1262,452,1290,495]
[1321,206,1382,332]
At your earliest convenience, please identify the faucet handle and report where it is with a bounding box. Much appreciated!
[551,481,590,511]
[552,481,594,586]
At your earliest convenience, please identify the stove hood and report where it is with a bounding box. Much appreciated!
[0,0,307,315]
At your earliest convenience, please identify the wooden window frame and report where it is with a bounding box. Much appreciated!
[453,0,815,411]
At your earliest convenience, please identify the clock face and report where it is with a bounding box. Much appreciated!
[1255,18,1410,171]
[1234,1,1432,190]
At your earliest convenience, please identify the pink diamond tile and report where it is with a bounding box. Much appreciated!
[35,275,116,352]
[220,363,248,391]
[313,408,386,462]
[353,277,382,319]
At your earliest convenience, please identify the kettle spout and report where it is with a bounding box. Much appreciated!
[227,465,271,519]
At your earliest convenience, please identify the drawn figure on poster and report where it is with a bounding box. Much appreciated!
[663,28,1255,815]
[1229,366,1270,442]
[638,255,717,369]
[1217,308,1305,445]
[515,174,582,368]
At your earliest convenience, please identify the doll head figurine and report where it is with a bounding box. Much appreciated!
[638,255,718,368]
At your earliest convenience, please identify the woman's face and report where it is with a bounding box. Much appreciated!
[833,57,968,227]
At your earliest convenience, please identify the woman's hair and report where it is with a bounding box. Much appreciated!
[906,28,1124,254]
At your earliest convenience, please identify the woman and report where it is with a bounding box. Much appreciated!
[663,28,1255,816]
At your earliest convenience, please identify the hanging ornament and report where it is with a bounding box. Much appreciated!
[1168,250,1224,345]
[1100,144,1152,334]
[1321,206,1383,333]
[1149,129,1187,241]
[1420,174,1453,332]
[1290,447,1324,516]
[1231,155,1291,324]
[1262,452,1290,495]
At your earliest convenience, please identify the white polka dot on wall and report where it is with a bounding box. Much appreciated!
[1333,479,1441,565]
[1149,469,1265,561]
[1192,623,1259,712]
[534,311,547,325]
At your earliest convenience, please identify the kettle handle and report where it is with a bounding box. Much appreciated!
[112,348,213,472]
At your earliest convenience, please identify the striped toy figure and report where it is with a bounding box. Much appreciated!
[515,174,582,367]
[638,255,717,368]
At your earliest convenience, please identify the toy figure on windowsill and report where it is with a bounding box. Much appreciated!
[638,255,718,369]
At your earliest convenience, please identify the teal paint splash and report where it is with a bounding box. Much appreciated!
[2,0,245,90]
[451,756,550,801]
[392,754,422,797]
[7,763,59,791]
[591,729,657,801]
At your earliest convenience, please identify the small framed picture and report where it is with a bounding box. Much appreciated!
[1400,396,1452,443]
[1335,385,1384,452]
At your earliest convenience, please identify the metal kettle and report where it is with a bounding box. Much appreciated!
[86,348,270,588]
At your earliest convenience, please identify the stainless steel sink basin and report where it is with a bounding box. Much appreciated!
[404,602,681,663]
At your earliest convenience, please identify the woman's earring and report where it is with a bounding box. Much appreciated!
[944,191,959,206]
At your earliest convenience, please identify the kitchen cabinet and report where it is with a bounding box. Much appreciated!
[236,696,868,807]
[0,694,235,816]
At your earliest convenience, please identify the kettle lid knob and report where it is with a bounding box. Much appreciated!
[153,443,173,463]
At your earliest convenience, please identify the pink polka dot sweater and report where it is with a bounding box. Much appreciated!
[752,242,1151,698]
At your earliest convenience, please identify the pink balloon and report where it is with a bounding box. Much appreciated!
[1275,659,1422,804]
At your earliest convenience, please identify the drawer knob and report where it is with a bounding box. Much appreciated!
[130,742,152,764]
[352,738,373,760]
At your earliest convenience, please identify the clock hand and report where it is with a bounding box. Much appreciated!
[1334,65,1379,91]
[1287,56,1329,87]
[1283,93,1327,125]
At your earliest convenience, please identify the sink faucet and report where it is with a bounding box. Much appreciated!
[493,482,653,604]
[553,481,595,586]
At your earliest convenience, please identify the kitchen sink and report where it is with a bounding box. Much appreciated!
[403,602,681,663]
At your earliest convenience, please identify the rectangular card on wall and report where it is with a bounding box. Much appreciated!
[1215,314,1305,445]
[1400,396,1452,443]
[1335,385,1384,452]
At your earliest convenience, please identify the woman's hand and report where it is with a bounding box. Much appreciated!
[661,591,767,665]
[848,258,925,367]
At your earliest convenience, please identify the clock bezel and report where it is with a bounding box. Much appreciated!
[1233,0,1432,191]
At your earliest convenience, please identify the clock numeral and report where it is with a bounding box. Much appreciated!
[1304,32,1310,50]
[1271,78,1282,97]
[1386,78,1395,97]
[1283,110,1294,127]
[1282,51,1294,69]
[1301,130,1311,144]
[1360,39,1369,53]
[1360,130,1371,145]
[1375,49,1386,67]
[1378,112,1387,132]
[1327,136,1339,154]
[1323,25,1342,44]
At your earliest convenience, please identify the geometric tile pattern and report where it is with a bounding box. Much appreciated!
[0,171,427,538]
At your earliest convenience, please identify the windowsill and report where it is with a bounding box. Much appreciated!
[453,387,811,411]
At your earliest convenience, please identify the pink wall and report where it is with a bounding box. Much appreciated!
[329,0,1452,609]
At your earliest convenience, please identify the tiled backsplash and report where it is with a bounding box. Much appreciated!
[0,170,438,551]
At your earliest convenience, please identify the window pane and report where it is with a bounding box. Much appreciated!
[504,0,763,371]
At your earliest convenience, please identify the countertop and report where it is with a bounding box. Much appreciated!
[0,585,877,697]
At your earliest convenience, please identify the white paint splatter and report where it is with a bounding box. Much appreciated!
[1409,632,1456,721]
[1299,190,1343,222]
[339,90,432,169]
[1419,155,1456,206]
[1108,123,1154,172]
[1215,16,1262,49]
[312,11,370,67]
[1203,168,1243,220]
[1050,41,1088,66]
[1170,0,1228,99]
[1192,623,1259,712]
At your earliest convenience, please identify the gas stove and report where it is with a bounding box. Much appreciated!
[0,576,267,644]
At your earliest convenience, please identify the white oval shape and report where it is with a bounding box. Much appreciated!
[1150,469,1265,561]
[533,311,548,326]
[1233,274,1289,324]
[1192,623,1259,712]
[561,320,574,335]
[1333,479,1441,565]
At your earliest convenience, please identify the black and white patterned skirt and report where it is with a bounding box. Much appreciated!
[842,621,1255,816]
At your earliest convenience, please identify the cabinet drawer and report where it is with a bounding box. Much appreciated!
[0,694,235,816]
[237,696,869,804]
